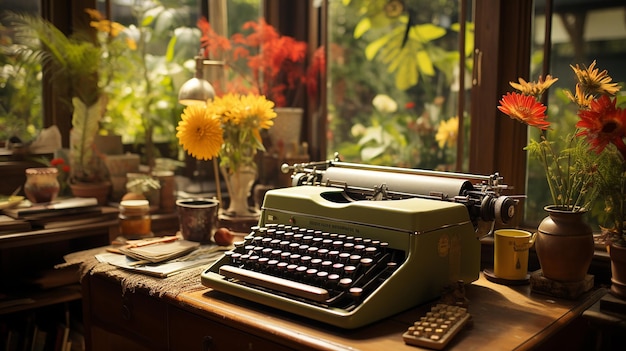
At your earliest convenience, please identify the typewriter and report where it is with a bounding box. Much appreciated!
[201,157,518,329]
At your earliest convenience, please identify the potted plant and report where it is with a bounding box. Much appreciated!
[497,61,621,284]
[7,12,114,203]
[176,93,276,218]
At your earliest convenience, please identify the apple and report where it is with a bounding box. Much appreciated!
[214,227,235,246]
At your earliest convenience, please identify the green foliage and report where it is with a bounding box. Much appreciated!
[328,0,469,170]
[0,31,42,142]
[7,12,101,106]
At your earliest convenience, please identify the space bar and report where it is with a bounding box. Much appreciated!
[219,265,330,302]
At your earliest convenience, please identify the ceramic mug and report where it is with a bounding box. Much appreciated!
[176,198,219,243]
[494,229,536,280]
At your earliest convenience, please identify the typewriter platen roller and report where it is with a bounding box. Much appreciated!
[283,158,518,237]
[201,158,519,329]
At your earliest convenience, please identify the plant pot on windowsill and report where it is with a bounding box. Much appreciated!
[69,181,111,205]
[607,240,626,300]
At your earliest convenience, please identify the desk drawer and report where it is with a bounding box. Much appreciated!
[169,306,292,351]
[89,275,168,348]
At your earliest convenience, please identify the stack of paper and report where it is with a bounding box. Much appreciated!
[118,239,200,263]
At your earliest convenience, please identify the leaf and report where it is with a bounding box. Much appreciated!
[354,18,371,39]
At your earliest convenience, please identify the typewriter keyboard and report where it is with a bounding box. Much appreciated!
[217,224,406,310]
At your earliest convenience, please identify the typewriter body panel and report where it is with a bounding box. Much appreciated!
[201,160,517,329]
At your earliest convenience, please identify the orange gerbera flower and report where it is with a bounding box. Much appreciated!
[497,92,550,130]
[576,95,626,155]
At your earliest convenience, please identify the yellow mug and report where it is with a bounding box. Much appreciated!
[494,229,536,280]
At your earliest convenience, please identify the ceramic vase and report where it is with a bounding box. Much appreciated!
[220,164,257,218]
[535,205,594,282]
[24,167,60,203]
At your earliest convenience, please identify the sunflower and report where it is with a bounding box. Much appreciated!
[576,95,626,155]
[497,92,550,130]
[570,60,620,97]
[176,104,224,161]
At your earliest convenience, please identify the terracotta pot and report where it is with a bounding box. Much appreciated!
[608,242,626,299]
[70,181,111,205]
[535,205,594,282]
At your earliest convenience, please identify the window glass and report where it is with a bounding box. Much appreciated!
[0,0,42,145]
[326,0,472,171]
[525,0,626,226]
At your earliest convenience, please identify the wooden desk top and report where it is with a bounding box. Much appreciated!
[175,273,605,351]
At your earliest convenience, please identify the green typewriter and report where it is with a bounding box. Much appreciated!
[201,159,518,329]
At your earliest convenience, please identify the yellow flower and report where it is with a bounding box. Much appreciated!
[565,83,595,109]
[509,75,558,97]
[176,104,223,160]
[86,9,126,37]
[435,116,459,149]
[240,93,277,130]
[570,60,620,97]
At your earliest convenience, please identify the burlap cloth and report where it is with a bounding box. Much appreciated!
[57,246,210,298]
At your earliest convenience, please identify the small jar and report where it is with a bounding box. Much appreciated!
[24,167,60,203]
[119,199,152,239]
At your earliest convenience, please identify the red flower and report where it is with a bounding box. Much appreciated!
[576,95,626,157]
[497,92,550,130]
[198,17,311,107]
[50,157,65,166]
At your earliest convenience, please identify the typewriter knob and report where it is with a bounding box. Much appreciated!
[481,195,516,224]
[494,196,516,224]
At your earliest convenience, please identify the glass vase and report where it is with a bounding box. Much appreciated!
[24,167,60,203]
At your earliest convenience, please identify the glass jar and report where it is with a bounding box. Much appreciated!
[119,199,152,239]
[24,167,60,203]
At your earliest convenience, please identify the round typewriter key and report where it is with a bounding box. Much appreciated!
[271,249,282,258]
[338,252,351,263]
[289,253,301,263]
[307,246,318,256]
[332,263,344,273]
[344,265,357,277]
[298,244,310,254]
[321,260,333,271]
[322,239,333,248]
[303,235,314,244]
[338,278,353,289]
[300,255,312,266]
[360,257,374,268]
[310,258,322,268]
[270,239,281,248]
[326,273,340,287]
[349,254,361,264]
[364,246,377,257]
[349,287,363,299]
[317,248,329,258]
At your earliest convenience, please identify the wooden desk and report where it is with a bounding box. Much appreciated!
[81,264,605,351]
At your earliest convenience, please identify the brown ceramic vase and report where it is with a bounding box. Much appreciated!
[535,205,594,282]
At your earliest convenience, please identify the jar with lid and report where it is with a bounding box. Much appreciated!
[24,167,60,203]
[119,199,152,239]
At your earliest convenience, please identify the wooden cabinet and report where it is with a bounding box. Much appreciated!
[169,307,291,351]
[83,274,294,351]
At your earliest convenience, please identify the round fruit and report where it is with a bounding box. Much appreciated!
[214,227,235,246]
